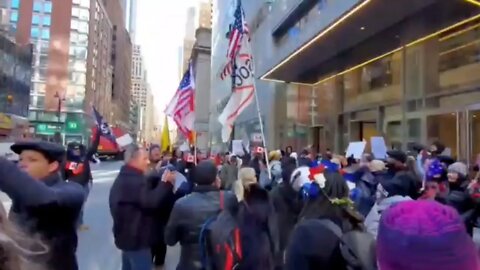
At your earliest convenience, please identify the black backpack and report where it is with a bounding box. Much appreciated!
[199,191,243,270]
[314,219,377,270]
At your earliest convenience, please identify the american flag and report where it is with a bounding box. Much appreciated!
[227,1,249,61]
[220,1,249,80]
[165,63,195,138]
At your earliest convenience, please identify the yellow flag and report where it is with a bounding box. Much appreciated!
[161,116,171,152]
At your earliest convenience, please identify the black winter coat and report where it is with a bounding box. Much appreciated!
[109,165,174,251]
[237,185,279,270]
[165,186,238,270]
[63,131,100,186]
[0,158,85,270]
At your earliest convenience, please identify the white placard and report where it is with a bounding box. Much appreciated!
[179,142,190,152]
[442,147,452,156]
[232,140,245,156]
[116,134,133,147]
[371,136,387,159]
[346,141,366,159]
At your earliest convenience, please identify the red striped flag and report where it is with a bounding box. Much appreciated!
[165,63,195,138]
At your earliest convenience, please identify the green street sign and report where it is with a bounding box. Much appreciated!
[67,122,78,129]
[36,123,62,135]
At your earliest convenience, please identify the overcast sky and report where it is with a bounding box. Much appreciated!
[136,0,202,123]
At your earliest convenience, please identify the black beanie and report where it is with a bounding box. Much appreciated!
[194,160,218,185]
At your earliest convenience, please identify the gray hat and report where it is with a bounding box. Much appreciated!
[448,162,467,177]
[11,141,65,163]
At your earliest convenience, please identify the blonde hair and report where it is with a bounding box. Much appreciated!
[0,204,48,270]
[233,167,257,201]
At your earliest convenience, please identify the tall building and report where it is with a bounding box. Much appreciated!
[182,6,196,73]
[6,0,114,144]
[198,0,212,29]
[127,0,136,41]
[130,44,154,143]
[86,0,113,127]
[104,0,132,132]
[213,0,480,163]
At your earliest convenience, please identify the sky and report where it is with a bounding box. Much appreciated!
[136,0,202,122]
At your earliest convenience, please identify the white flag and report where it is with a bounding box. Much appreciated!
[218,37,255,142]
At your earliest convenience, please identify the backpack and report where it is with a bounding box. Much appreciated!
[199,191,243,270]
[314,219,377,270]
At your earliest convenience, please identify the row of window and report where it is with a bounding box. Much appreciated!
[11,0,52,13]
[31,27,50,40]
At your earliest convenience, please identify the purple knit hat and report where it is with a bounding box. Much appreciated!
[377,200,480,270]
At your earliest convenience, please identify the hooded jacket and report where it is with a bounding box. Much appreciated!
[237,185,279,270]
[365,195,412,239]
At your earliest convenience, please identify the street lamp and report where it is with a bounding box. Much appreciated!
[53,91,65,144]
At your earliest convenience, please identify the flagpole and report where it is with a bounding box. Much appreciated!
[252,80,271,180]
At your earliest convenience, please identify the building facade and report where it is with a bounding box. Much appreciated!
[198,0,212,29]
[210,0,277,151]
[215,0,480,166]
[105,0,132,131]
[86,0,113,130]
[0,32,32,139]
[192,27,212,152]
[6,0,115,144]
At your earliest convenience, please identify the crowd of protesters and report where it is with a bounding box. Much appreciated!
[0,136,480,270]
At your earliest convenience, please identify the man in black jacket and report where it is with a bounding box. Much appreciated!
[64,130,100,230]
[110,144,176,270]
[165,160,238,270]
[0,141,85,270]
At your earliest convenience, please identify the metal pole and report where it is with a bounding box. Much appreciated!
[252,80,271,179]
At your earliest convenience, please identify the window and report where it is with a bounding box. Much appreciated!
[71,20,78,30]
[44,2,52,13]
[43,16,51,26]
[32,15,40,25]
[31,27,40,39]
[10,11,18,22]
[11,0,20,9]
[39,54,48,67]
[41,29,50,40]
[79,9,89,20]
[78,21,88,33]
[33,1,42,12]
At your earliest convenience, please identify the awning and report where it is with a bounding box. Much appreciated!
[261,0,480,84]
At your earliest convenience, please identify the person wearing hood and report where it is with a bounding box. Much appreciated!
[219,155,239,190]
[444,162,475,235]
[364,176,413,239]
[64,129,100,230]
[285,166,372,270]
[269,159,303,261]
[233,168,280,270]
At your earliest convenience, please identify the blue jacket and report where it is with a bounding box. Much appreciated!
[0,158,85,270]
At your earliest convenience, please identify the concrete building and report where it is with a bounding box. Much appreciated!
[104,0,132,132]
[120,0,136,42]
[5,0,115,144]
[198,0,212,29]
[0,32,32,139]
[192,27,212,152]
[213,0,480,165]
